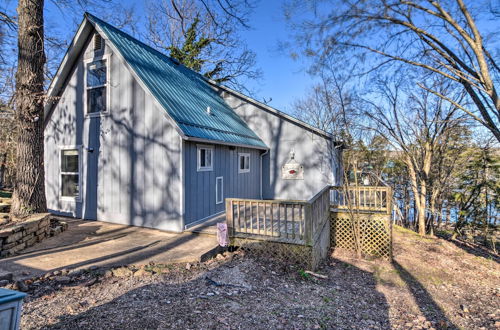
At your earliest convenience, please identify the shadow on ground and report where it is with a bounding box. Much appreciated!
[25,256,392,330]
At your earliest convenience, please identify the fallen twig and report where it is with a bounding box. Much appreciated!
[304,271,328,279]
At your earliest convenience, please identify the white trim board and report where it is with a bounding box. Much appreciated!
[184,211,225,230]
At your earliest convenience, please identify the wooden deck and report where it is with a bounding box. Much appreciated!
[185,186,392,245]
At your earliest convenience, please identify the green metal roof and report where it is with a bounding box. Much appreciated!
[86,13,267,149]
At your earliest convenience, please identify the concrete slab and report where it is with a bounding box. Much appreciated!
[0,218,218,280]
[185,212,226,235]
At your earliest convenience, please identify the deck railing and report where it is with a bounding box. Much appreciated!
[330,186,392,214]
[226,185,391,247]
[226,185,332,246]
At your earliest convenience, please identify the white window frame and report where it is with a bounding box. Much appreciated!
[197,145,214,172]
[84,54,111,117]
[59,145,82,202]
[215,176,223,204]
[238,153,250,173]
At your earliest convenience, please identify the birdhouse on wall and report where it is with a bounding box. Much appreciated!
[281,150,304,180]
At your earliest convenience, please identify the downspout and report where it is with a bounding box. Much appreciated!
[260,149,269,199]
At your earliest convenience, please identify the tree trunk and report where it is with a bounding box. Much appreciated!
[0,152,6,189]
[406,155,427,235]
[417,180,427,236]
[10,0,47,218]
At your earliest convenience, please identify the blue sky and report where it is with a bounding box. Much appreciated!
[118,0,316,112]
[117,0,316,111]
[1,0,314,112]
[233,1,316,111]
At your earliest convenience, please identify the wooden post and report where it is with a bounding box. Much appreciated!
[304,203,313,246]
[226,199,234,238]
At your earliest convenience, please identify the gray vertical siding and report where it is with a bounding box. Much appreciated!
[44,31,183,232]
[183,142,261,226]
[220,89,337,201]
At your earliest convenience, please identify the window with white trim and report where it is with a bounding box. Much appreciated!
[216,177,223,204]
[60,149,81,199]
[238,153,250,173]
[86,59,107,114]
[197,146,213,171]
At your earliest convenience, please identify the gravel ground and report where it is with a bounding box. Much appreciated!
[17,226,500,329]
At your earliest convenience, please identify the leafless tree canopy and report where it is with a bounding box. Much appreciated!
[146,0,262,93]
[287,0,500,141]
[292,72,357,141]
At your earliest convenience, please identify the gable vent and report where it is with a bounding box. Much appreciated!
[94,33,103,51]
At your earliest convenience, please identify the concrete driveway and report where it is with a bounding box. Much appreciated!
[0,218,219,280]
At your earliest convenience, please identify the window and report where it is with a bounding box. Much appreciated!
[216,177,223,204]
[238,153,250,173]
[197,146,213,171]
[86,59,107,114]
[60,149,80,199]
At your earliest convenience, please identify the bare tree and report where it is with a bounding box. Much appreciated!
[292,71,356,141]
[10,0,47,217]
[364,76,467,235]
[146,0,261,93]
[287,0,500,142]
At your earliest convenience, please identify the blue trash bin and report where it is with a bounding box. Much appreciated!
[0,288,27,330]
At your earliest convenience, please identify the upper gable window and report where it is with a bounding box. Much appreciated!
[86,59,107,114]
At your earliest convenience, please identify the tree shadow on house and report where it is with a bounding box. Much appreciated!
[33,256,393,329]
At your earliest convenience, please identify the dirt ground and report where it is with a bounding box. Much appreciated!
[17,226,500,329]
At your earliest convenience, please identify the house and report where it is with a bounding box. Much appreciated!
[43,13,343,233]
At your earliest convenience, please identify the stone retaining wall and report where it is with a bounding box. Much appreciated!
[0,214,67,258]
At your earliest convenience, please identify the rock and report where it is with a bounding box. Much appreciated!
[79,278,97,287]
[216,253,225,260]
[53,270,62,276]
[112,267,133,277]
[54,276,71,284]
[15,280,29,292]
[103,270,113,278]
[0,272,13,282]
[461,304,469,313]
[133,269,150,277]
[186,263,192,270]
[69,269,82,277]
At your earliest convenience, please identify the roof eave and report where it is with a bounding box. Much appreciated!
[183,136,269,151]
[44,16,93,126]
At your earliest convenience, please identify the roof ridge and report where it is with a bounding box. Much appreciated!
[85,12,334,143]
[84,12,209,82]
[84,12,267,149]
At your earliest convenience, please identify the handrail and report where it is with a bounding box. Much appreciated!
[330,185,392,215]
[226,185,393,247]
[226,185,332,246]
